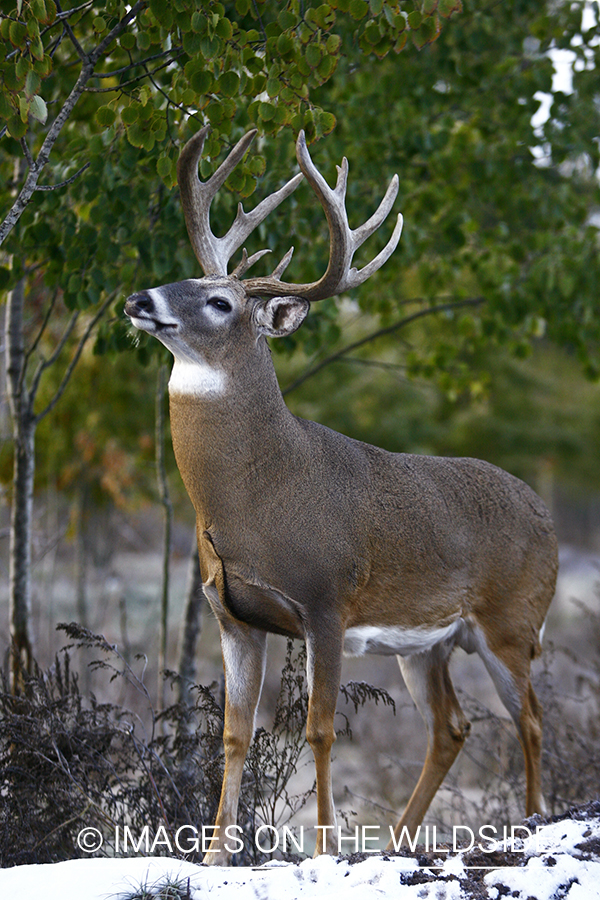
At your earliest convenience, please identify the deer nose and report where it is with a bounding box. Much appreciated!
[125,292,153,317]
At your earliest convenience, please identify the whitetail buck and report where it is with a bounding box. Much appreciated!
[125,127,558,864]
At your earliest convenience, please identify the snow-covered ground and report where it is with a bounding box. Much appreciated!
[2,805,599,900]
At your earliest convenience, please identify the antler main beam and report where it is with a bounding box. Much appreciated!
[244,132,403,302]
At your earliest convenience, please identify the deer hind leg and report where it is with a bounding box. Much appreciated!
[305,627,343,856]
[203,622,267,865]
[474,631,545,816]
[387,644,471,850]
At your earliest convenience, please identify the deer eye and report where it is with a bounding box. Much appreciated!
[208,297,232,313]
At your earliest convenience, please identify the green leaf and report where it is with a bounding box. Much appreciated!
[9,21,27,46]
[278,9,297,29]
[25,70,41,99]
[349,0,368,20]
[96,106,117,127]
[183,31,203,54]
[317,53,337,80]
[122,105,139,125]
[190,69,212,94]
[26,17,40,40]
[305,42,323,68]
[277,32,294,56]
[319,110,336,134]
[149,0,168,18]
[438,0,462,17]
[157,155,172,178]
[326,34,342,54]
[33,54,52,77]
[364,20,382,44]
[259,101,276,121]
[219,70,240,97]
[28,94,47,123]
[266,77,280,98]
[30,0,47,19]
[206,103,223,125]
[43,0,56,24]
[191,11,208,33]
[19,95,29,123]
[215,17,233,40]
[247,154,266,177]
[0,92,13,119]
[120,32,136,50]
[16,55,31,80]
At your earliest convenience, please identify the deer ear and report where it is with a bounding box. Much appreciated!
[253,296,309,337]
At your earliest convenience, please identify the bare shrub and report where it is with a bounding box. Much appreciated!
[0,628,394,866]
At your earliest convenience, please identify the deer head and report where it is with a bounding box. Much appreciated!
[125,126,403,377]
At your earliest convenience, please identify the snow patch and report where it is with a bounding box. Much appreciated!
[2,810,600,900]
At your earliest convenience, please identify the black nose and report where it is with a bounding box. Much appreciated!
[125,292,153,316]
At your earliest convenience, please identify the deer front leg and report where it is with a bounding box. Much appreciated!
[203,622,267,865]
[305,628,343,856]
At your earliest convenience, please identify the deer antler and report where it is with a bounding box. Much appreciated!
[177,125,304,277]
[244,131,403,302]
[177,127,402,298]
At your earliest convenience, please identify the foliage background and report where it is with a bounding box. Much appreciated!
[0,0,599,856]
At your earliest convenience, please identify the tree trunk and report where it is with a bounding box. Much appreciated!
[74,482,89,630]
[156,363,173,713]
[177,538,204,722]
[74,481,91,693]
[5,279,35,689]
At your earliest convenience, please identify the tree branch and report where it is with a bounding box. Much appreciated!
[19,138,37,173]
[88,1,146,66]
[90,47,180,79]
[282,297,485,396]
[35,162,90,192]
[34,294,113,424]
[29,309,80,403]
[22,286,59,370]
[56,0,88,62]
[0,1,145,248]
[83,52,185,93]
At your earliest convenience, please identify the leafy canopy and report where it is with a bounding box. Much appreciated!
[0,0,461,358]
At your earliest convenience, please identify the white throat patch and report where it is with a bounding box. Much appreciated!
[169,359,227,396]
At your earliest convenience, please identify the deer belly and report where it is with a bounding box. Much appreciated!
[343,620,464,657]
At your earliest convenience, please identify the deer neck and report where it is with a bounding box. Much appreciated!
[167,341,299,519]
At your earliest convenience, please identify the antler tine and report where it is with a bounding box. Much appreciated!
[177,126,303,276]
[222,173,303,266]
[339,173,403,292]
[271,247,295,279]
[243,131,402,302]
[230,248,272,278]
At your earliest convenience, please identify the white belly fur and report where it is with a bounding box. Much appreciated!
[343,620,464,657]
